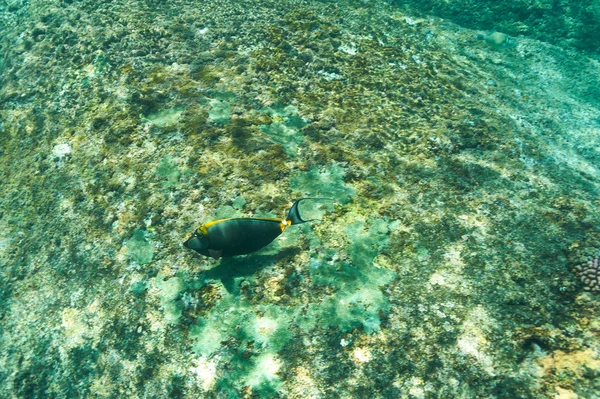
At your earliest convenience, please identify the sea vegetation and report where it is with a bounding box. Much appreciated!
[1,0,599,398]
[259,105,308,156]
[290,163,357,204]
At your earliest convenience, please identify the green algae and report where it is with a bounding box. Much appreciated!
[129,280,148,295]
[2,0,600,397]
[290,163,356,204]
[125,228,154,265]
[156,155,181,188]
[155,275,186,324]
[260,122,302,156]
[213,205,243,220]
[232,196,246,210]
[320,286,390,333]
[188,289,292,395]
[346,218,400,275]
[145,106,185,127]
[207,99,231,124]
[307,218,399,332]
[190,293,294,356]
[259,105,308,156]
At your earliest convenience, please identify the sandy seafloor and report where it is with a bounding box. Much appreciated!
[1,0,600,398]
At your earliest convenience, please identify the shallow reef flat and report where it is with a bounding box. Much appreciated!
[1,0,600,398]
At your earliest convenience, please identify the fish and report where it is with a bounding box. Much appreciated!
[476,31,516,49]
[184,198,328,260]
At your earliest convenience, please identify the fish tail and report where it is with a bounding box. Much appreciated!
[286,197,334,225]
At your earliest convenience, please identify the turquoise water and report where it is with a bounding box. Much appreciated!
[1,0,599,398]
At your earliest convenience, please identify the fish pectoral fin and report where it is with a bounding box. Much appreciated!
[208,249,223,260]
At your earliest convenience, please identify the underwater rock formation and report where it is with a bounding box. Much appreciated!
[1,0,599,398]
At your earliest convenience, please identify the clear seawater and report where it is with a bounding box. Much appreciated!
[1,0,599,398]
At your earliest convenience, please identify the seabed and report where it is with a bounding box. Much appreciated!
[1,0,599,398]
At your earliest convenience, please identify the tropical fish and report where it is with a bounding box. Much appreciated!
[184,198,325,260]
[476,31,516,49]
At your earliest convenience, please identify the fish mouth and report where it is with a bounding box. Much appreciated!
[184,235,208,252]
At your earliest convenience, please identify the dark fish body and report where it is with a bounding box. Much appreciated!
[192,218,286,258]
[184,198,322,260]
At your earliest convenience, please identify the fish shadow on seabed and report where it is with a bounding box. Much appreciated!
[199,247,301,294]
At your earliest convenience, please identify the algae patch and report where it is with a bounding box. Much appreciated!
[207,99,231,124]
[290,163,356,204]
[155,275,186,324]
[308,218,399,332]
[125,228,154,265]
[145,106,184,127]
[259,105,308,156]
[232,196,246,210]
[188,290,294,395]
[156,155,181,188]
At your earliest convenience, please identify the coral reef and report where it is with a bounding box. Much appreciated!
[574,256,600,292]
[1,0,600,398]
